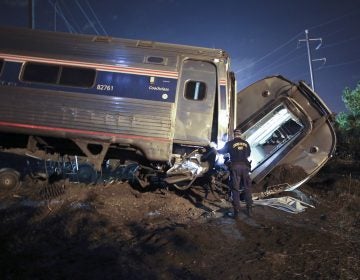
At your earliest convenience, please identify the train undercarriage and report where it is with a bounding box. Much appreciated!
[0,133,225,194]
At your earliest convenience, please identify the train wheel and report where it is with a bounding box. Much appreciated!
[0,168,20,190]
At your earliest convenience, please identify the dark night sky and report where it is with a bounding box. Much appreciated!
[1,0,360,113]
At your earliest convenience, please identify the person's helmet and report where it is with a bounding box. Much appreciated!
[234,129,242,137]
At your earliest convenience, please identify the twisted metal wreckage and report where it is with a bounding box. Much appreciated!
[0,27,336,198]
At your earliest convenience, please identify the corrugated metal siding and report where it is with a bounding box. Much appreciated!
[0,87,173,140]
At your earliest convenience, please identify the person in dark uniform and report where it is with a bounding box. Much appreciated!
[217,130,253,217]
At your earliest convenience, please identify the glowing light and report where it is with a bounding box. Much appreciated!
[218,111,229,127]
[246,108,290,145]
[217,139,226,149]
[241,104,303,170]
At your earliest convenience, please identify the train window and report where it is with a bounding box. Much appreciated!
[22,62,95,88]
[0,59,4,76]
[185,81,206,101]
[60,67,95,87]
[22,62,60,84]
[242,104,305,171]
[220,86,226,110]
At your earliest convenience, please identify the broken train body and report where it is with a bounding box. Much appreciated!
[0,27,336,191]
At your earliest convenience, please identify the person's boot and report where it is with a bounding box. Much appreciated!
[226,208,239,219]
[246,205,252,217]
[233,208,239,219]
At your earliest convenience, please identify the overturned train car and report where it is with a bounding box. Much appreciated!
[0,27,336,191]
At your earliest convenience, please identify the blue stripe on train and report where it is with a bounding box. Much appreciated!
[0,61,177,103]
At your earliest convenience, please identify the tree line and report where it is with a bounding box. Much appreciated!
[335,82,360,160]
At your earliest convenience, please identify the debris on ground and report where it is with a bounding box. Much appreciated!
[254,196,314,214]
[0,159,359,279]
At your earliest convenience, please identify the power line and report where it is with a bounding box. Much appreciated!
[316,58,360,70]
[48,0,76,33]
[265,53,306,73]
[74,0,99,35]
[291,70,309,80]
[293,65,360,95]
[291,58,360,82]
[322,35,360,49]
[57,2,78,33]
[322,27,347,39]
[235,47,298,77]
[237,52,306,83]
[56,2,78,33]
[237,8,360,75]
[308,8,360,31]
[84,0,108,36]
[235,31,303,73]
[61,1,83,33]
[250,47,301,75]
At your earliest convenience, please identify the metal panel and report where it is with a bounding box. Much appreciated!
[0,27,228,72]
[173,60,217,145]
[1,61,178,103]
[236,76,336,185]
[0,87,173,141]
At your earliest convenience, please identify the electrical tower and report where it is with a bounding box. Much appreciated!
[298,29,326,91]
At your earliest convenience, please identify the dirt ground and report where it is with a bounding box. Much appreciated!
[0,159,359,280]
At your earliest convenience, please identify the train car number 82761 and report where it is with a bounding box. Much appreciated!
[97,84,114,91]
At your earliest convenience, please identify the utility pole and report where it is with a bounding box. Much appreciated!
[28,0,35,29]
[298,29,326,91]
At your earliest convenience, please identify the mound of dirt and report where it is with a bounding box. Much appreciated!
[0,165,359,279]
[266,164,308,186]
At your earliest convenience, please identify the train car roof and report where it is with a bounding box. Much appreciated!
[0,26,228,66]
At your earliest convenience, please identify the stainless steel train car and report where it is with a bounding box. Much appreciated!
[0,27,336,191]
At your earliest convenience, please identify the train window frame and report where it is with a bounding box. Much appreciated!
[59,66,96,88]
[144,56,167,65]
[0,59,4,76]
[21,62,96,88]
[21,62,60,84]
[184,80,206,101]
[240,97,311,172]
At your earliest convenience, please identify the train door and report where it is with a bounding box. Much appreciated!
[173,60,217,145]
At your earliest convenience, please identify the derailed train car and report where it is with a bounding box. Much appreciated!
[0,27,336,191]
